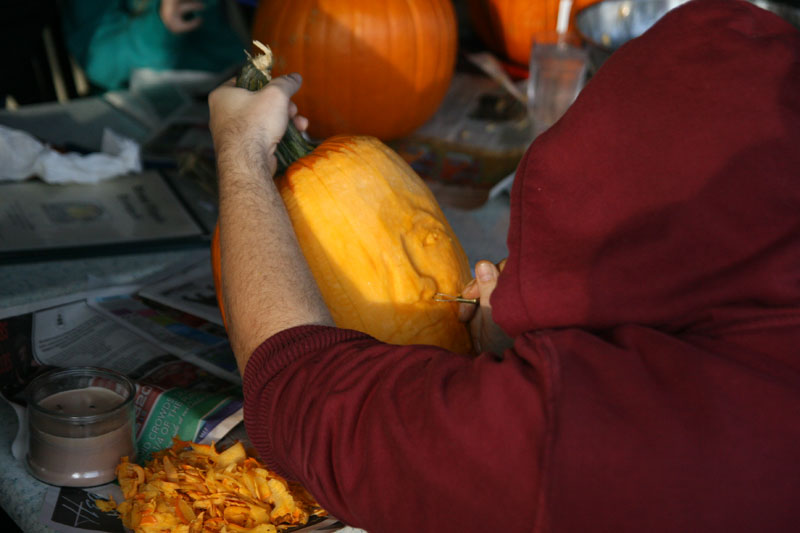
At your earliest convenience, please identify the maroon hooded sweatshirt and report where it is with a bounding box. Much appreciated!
[243,1,800,531]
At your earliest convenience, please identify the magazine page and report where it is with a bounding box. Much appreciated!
[39,483,126,533]
[0,171,207,261]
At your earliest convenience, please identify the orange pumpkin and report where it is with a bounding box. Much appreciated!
[212,45,473,355]
[467,0,597,67]
[212,136,473,354]
[250,0,457,141]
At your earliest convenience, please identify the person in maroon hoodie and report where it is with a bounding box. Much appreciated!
[207,0,800,531]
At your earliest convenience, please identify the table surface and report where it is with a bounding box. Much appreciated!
[0,80,513,532]
[0,196,510,531]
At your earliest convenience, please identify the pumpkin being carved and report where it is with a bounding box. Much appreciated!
[211,45,473,355]
[250,0,457,141]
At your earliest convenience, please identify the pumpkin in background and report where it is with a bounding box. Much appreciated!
[467,0,599,67]
[212,45,474,355]
[250,0,457,141]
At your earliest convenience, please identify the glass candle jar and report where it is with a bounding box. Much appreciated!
[26,367,136,487]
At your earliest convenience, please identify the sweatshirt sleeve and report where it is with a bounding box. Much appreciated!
[243,325,549,532]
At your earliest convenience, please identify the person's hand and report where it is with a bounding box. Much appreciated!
[160,0,205,34]
[208,74,308,178]
[458,259,513,356]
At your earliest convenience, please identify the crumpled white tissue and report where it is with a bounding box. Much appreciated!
[0,124,142,184]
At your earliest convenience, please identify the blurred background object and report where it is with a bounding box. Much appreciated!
[467,0,567,68]
[0,0,254,109]
[575,0,800,72]
[526,30,587,136]
[0,0,81,109]
[465,0,605,73]
[251,0,458,141]
[60,0,250,93]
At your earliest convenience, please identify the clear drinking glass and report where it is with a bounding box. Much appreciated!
[527,30,588,136]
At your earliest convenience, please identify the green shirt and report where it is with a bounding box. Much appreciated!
[62,0,246,91]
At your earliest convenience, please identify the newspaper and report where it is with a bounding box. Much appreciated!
[87,294,237,384]
[0,259,353,532]
[0,299,243,463]
[136,259,223,327]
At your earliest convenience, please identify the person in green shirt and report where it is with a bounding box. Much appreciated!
[62,0,248,92]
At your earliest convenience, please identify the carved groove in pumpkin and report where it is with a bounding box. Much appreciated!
[276,136,473,354]
[212,137,473,354]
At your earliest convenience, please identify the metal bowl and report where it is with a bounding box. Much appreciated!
[575,0,800,72]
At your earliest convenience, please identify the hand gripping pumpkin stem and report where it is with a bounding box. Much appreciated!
[236,40,315,174]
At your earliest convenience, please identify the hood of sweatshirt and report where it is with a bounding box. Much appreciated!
[493,0,800,337]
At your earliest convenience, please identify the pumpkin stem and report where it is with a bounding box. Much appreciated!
[236,41,314,174]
